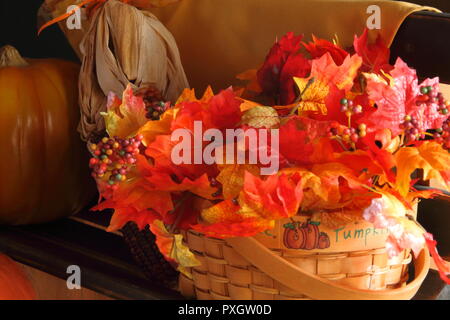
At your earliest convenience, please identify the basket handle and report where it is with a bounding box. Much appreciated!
[226,237,430,300]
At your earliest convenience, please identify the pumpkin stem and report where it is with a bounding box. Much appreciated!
[0,45,29,67]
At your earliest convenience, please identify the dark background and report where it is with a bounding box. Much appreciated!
[0,0,78,61]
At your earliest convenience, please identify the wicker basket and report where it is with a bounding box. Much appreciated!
[178,217,430,300]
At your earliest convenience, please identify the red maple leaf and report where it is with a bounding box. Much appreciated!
[257,32,307,104]
[303,35,349,66]
[279,53,311,105]
[353,28,391,73]
[208,88,242,129]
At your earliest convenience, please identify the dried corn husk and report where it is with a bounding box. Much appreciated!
[38,0,189,141]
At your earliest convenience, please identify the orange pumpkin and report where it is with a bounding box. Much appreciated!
[318,232,331,249]
[283,224,307,249]
[304,222,320,250]
[0,254,35,300]
[0,45,94,224]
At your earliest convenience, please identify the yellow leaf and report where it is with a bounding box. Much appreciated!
[241,106,280,128]
[102,84,147,138]
[138,107,178,146]
[170,234,201,269]
[150,220,200,277]
[239,99,261,112]
[176,86,214,104]
[176,88,197,104]
[217,165,260,199]
[293,78,329,115]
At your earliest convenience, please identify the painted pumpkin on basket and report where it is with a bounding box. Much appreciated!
[283,223,307,249]
[0,45,94,224]
[304,222,320,250]
[0,254,35,300]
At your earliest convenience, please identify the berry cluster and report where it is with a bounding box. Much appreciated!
[89,135,143,189]
[435,117,450,150]
[401,115,424,143]
[327,121,367,148]
[416,86,449,116]
[136,87,171,120]
[209,177,222,198]
[340,98,362,117]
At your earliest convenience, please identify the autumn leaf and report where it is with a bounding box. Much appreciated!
[279,53,311,104]
[241,106,280,128]
[145,172,218,200]
[193,171,303,238]
[364,59,447,135]
[93,194,160,231]
[176,86,215,104]
[293,77,329,114]
[138,107,178,146]
[102,84,148,138]
[208,88,242,129]
[217,165,260,199]
[278,117,335,166]
[335,149,395,183]
[309,53,362,91]
[303,34,349,66]
[149,220,176,261]
[353,28,391,73]
[395,141,450,196]
[149,220,201,277]
[241,171,303,220]
[171,233,201,277]
[257,32,304,97]
[239,98,262,112]
[194,200,275,238]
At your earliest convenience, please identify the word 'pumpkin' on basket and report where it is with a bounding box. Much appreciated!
[89,29,450,300]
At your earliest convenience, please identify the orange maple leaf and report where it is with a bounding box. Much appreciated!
[395,141,450,197]
[309,53,362,91]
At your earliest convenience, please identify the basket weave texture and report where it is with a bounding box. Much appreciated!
[179,230,412,300]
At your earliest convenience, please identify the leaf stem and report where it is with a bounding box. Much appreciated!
[288,77,315,117]
[332,136,349,151]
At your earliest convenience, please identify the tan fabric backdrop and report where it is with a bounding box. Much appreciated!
[148,0,439,91]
